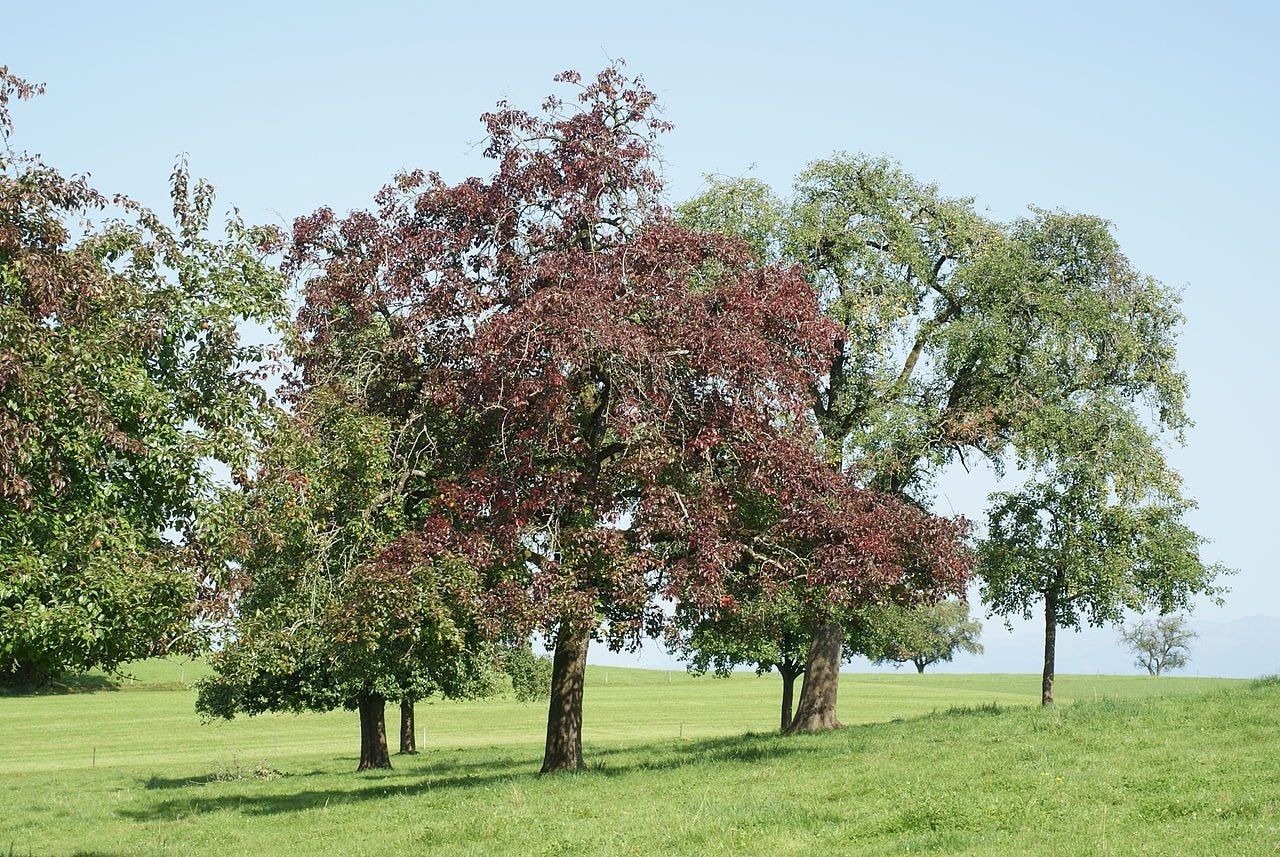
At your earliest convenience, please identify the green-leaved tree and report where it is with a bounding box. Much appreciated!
[868,599,984,673]
[980,402,1226,704]
[195,390,543,770]
[679,154,1198,729]
[1120,614,1197,676]
[0,68,285,688]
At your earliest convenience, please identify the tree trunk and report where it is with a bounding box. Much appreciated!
[915,660,926,674]
[357,693,392,771]
[1042,590,1058,707]
[541,624,590,774]
[399,698,417,754]
[786,620,845,733]
[778,662,801,732]
[1,661,50,689]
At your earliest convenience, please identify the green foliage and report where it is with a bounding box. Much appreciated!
[194,396,399,714]
[671,587,812,678]
[502,645,554,702]
[0,69,286,686]
[980,460,1227,633]
[678,154,1192,498]
[867,599,984,672]
[676,175,789,262]
[195,392,515,718]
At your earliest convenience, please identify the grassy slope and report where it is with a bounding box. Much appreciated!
[1,663,1275,855]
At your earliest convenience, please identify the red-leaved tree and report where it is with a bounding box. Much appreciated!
[290,64,971,772]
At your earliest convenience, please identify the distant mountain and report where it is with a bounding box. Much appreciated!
[584,614,1280,678]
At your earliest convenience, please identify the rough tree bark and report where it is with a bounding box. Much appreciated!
[399,698,417,754]
[541,623,590,774]
[786,620,845,733]
[777,659,803,732]
[1042,589,1058,706]
[357,692,392,771]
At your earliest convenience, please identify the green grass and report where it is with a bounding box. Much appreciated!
[1,662,1275,855]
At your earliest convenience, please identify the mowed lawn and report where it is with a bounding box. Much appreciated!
[1,661,1276,855]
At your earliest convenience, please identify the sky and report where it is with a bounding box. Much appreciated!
[3,1,1276,670]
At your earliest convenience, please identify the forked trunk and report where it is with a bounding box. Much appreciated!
[399,698,417,754]
[778,662,801,732]
[357,692,391,771]
[786,620,845,733]
[915,660,926,674]
[541,624,590,774]
[1042,590,1058,706]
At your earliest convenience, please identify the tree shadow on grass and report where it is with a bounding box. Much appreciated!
[124,766,535,820]
[121,704,1019,821]
[142,752,535,791]
[144,769,326,790]
[0,675,119,696]
[124,731,864,820]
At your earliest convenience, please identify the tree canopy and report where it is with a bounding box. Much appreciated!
[0,67,284,687]
[867,599,984,673]
[677,151,1211,724]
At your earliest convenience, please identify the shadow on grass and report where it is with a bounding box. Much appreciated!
[129,686,1231,823]
[142,753,533,790]
[940,701,1004,717]
[0,675,120,696]
[122,721,899,821]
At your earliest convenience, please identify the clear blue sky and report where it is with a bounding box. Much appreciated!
[4,1,1276,624]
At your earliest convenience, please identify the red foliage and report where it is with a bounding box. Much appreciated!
[289,64,971,651]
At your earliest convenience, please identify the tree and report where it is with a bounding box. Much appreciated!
[288,65,973,771]
[867,599,983,673]
[671,590,961,730]
[0,68,284,688]
[670,588,810,731]
[980,402,1226,705]
[193,389,539,770]
[668,461,972,733]
[1120,614,1196,676]
[678,155,1198,730]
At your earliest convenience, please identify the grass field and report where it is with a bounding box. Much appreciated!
[1,661,1276,855]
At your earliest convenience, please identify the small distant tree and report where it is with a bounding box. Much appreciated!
[869,600,984,673]
[1121,615,1196,676]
